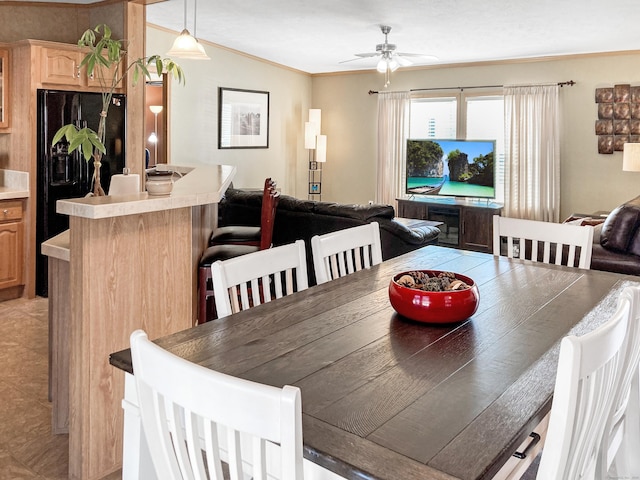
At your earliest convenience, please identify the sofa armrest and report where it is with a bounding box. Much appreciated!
[385,219,440,245]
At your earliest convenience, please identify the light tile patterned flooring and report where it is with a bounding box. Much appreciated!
[0,297,121,479]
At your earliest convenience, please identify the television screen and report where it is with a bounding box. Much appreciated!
[406,139,496,199]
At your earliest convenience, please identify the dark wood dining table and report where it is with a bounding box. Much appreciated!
[110,245,640,480]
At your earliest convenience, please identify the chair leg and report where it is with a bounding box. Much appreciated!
[198,266,209,325]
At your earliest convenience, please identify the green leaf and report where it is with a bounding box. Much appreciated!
[81,139,94,161]
[68,135,85,153]
[86,56,96,76]
[52,124,76,145]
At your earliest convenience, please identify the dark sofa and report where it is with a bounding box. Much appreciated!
[590,195,640,275]
[217,188,441,285]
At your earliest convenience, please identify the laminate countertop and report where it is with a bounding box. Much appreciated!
[56,163,235,219]
[0,169,29,200]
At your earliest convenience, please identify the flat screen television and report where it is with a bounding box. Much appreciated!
[406,139,496,199]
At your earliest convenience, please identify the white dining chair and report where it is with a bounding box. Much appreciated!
[600,285,640,478]
[311,222,383,285]
[536,289,631,480]
[212,239,308,318]
[493,215,594,269]
[129,329,303,480]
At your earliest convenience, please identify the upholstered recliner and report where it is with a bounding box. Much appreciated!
[218,188,441,285]
[590,195,640,275]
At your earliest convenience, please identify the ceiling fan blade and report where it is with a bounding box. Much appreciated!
[354,52,380,58]
[396,52,439,60]
[339,56,378,64]
[395,56,413,67]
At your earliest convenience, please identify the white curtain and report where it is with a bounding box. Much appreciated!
[504,84,560,222]
[376,91,410,207]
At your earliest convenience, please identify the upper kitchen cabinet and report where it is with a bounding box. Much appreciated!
[0,47,9,129]
[39,43,124,92]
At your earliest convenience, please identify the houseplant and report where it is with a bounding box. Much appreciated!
[52,24,185,196]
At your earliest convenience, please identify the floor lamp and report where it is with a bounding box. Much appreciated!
[148,105,163,166]
[306,109,327,200]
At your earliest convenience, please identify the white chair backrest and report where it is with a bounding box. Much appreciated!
[311,222,383,285]
[492,215,594,269]
[536,293,631,480]
[130,329,304,480]
[212,240,308,318]
[600,285,640,476]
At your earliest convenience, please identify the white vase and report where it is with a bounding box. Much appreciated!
[146,170,174,196]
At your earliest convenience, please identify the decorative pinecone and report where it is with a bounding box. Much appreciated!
[422,278,445,291]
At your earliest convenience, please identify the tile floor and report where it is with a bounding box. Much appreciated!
[0,296,121,479]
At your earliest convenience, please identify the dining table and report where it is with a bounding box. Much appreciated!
[109,245,640,480]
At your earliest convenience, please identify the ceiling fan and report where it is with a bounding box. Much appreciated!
[342,25,437,87]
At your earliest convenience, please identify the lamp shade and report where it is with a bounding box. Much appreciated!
[623,143,640,172]
[305,122,318,149]
[166,29,210,60]
[316,135,327,163]
[309,109,321,134]
[149,105,163,115]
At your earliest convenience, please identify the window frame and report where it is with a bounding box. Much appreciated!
[409,88,505,202]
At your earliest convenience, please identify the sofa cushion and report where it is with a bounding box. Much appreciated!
[313,202,395,222]
[591,243,640,275]
[600,200,640,253]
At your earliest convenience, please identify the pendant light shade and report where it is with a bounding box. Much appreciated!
[166,0,210,60]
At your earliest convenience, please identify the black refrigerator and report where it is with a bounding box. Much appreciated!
[36,89,126,296]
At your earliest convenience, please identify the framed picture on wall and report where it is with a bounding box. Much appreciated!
[218,87,270,149]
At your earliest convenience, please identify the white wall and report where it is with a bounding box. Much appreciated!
[146,26,312,196]
[149,24,640,218]
[312,53,640,219]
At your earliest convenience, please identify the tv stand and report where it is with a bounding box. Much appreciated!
[397,197,503,253]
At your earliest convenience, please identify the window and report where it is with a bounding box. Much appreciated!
[410,91,505,202]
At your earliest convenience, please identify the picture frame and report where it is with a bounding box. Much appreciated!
[309,161,318,170]
[218,87,269,149]
[309,182,321,195]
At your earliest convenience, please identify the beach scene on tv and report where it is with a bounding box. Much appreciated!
[406,139,496,198]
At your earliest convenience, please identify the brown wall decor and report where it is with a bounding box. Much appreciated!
[595,84,640,153]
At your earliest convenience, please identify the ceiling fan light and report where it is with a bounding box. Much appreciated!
[388,58,399,72]
[376,58,388,73]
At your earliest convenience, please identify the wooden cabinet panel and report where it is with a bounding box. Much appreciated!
[397,199,428,220]
[462,206,502,253]
[39,45,124,91]
[0,201,24,290]
[86,61,123,89]
[0,47,9,129]
[41,47,82,86]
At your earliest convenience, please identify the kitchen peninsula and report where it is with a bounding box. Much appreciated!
[42,163,235,480]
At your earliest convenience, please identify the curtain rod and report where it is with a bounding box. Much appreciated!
[368,80,576,95]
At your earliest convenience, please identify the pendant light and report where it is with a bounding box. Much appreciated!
[166,0,210,60]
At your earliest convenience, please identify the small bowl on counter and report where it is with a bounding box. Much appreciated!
[146,170,174,196]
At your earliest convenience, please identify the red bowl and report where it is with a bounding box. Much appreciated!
[388,270,479,324]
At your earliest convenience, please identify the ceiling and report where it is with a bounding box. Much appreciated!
[14,0,640,74]
[146,0,640,74]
